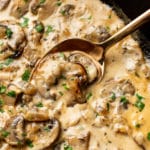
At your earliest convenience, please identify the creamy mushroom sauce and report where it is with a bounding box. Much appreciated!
[0,0,150,149]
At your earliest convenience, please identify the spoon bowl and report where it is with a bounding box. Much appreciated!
[32,9,150,82]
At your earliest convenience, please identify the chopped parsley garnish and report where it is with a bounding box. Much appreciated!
[4,58,13,66]
[88,15,92,20]
[56,0,62,6]
[1,130,10,138]
[0,109,4,113]
[24,0,28,3]
[35,102,43,107]
[59,52,65,59]
[45,25,54,34]
[0,99,4,107]
[44,126,50,132]
[135,123,141,128]
[147,132,150,141]
[0,58,13,70]
[40,0,46,4]
[60,10,66,16]
[64,144,73,150]
[26,139,34,148]
[110,92,116,101]
[6,28,13,39]
[135,93,145,112]
[86,92,92,100]
[22,69,30,81]
[59,91,64,96]
[0,85,6,94]
[35,24,44,33]
[62,83,70,90]
[120,96,129,108]
[21,17,29,27]
[7,91,16,97]
[107,103,110,111]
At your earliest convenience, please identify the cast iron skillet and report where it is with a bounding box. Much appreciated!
[101,0,150,59]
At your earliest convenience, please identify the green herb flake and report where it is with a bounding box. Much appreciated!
[56,0,62,6]
[35,102,43,108]
[0,99,4,107]
[64,144,73,150]
[60,10,66,16]
[4,58,13,66]
[135,93,145,112]
[147,132,150,141]
[110,92,116,101]
[135,100,145,112]
[59,91,64,96]
[35,24,44,33]
[44,126,50,132]
[88,15,92,20]
[24,0,28,3]
[62,83,70,90]
[0,64,3,70]
[22,69,30,81]
[1,130,10,138]
[45,25,54,35]
[26,139,34,148]
[59,52,65,59]
[107,103,110,111]
[135,123,141,128]
[21,17,29,28]
[120,96,128,104]
[7,91,16,98]
[86,92,92,101]
[40,0,46,4]
[6,28,13,39]
[0,109,4,113]
[0,85,6,94]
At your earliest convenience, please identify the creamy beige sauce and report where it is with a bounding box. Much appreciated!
[0,0,150,149]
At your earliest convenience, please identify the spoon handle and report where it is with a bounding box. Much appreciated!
[100,9,150,48]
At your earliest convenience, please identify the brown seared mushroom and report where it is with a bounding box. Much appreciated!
[100,79,135,98]
[0,0,10,10]
[10,0,31,18]
[4,115,25,146]
[59,4,75,17]
[25,119,60,150]
[85,25,110,43]
[30,0,58,20]
[68,51,101,83]
[24,108,49,122]
[0,20,26,60]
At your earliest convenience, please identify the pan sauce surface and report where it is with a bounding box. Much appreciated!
[0,0,150,149]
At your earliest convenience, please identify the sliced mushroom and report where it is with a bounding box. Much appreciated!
[100,79,135,98]
[24,108,49,121]
[25,119,60,150]
[0,20,26,60]
[0,0,10,10]
[85,25,110,43]
[30,0,57,20]
[68,51,101,83]
[64,127,90,150]
[59,4,75,17]
[10,0,31,18]
[4,115,25,146]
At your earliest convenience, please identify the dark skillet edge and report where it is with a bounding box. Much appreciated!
[101,0,150,59]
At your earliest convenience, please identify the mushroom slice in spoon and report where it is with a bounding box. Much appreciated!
[4,115,25,146]
[0,0,10,10]
[68,51,102,83]
[10,0,31,18]
[0,20,26,60]
[25,119,60,150]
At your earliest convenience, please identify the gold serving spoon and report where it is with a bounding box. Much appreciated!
[32,9,150,82]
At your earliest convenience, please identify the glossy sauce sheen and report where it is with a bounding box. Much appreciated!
[0,0,150,150]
